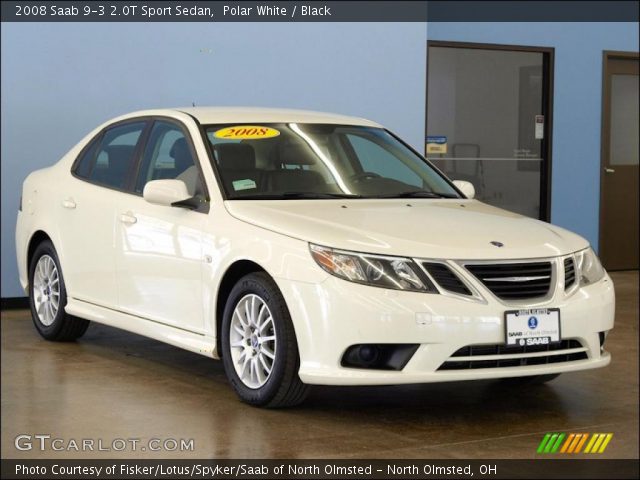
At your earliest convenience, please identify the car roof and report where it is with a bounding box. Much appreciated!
[122,107,383,128]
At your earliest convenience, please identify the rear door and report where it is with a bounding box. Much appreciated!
[59,120,148,307]
[115,118,208,333]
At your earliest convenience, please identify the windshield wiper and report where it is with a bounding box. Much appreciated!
[371,191,459,199]
[281,192,362,199]
[232,192,361,200]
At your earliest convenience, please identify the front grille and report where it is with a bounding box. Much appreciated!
[422,262,471,296]
[437,340,587,370]
[465,262,552,300]
[564,257,576,289]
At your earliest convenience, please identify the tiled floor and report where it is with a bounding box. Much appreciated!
[2,272,637,459]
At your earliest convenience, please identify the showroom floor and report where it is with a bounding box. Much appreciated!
[2,272,637,459]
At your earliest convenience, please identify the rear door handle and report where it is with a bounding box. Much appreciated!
[120,212,137,225]
[62,198,76,209]
[605,168,616,173]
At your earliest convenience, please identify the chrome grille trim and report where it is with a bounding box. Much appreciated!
[464,261,553,301]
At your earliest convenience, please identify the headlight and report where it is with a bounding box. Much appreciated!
[309,244,436,292]
[575,247,605,285]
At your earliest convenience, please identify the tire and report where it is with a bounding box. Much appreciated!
[28,240,90,341]
[501,373,561,385]
[221,272,309,408]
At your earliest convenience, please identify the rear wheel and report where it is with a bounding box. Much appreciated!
[29,241,90,341]
[221,272,309,407]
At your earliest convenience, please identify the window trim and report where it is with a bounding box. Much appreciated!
[70,115,210,213]
[177,111,230,202]
[70,117,152,195]
[133,116,211,213]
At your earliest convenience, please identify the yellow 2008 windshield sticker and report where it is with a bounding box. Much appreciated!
[214,126,280,140]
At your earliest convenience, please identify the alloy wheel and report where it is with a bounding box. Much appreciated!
[229,294,277,389]
[32,255,60,326]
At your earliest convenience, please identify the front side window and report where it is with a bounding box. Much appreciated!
[89,122,146,190]
[204,123,459,199]
[135,121,204,197]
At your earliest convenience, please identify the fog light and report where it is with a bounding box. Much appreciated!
[341,344,419,370]
[358,345,379,364]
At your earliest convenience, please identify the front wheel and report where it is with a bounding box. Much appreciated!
[221,272,309,407]
[28,240,90,341]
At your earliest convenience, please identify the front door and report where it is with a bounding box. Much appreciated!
[599,53,639,270]
[115,119,208,333]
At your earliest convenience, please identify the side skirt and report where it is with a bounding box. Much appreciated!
[65,298,218,358]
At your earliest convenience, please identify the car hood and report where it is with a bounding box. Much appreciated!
[224,199,589,260]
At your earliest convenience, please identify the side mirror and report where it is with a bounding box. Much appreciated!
[453,180,475,199]
[143,179,191,207]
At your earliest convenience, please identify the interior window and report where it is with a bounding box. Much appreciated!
[135,121,203,197]
[89,122,146,190]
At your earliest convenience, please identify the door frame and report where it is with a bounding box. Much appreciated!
[599,50,640,261]
[425,40,555,221]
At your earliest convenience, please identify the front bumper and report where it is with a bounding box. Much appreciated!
[276,273,615,385]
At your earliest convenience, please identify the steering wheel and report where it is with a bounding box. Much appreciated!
[349,172,381,183]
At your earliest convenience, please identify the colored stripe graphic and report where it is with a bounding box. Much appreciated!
[598,434,613,453]
[537,433,552,453]
[538,433,613,454]
[574,434,589,453]
[551,433,565,453]
[560,434,575,453]
[545,433,559,453]
[584,433,598,453]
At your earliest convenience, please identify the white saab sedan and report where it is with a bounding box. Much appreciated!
[16,108,614,407]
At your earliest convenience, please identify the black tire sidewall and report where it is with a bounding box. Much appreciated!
[28,241,68,339]
[221,273,293,405]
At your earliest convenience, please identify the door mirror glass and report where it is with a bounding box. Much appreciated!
[143,179,191,207]
[453,180,475,199]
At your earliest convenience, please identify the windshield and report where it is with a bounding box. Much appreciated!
[204,123,460,200]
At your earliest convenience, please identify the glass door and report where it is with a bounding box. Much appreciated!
[426,42,553,220]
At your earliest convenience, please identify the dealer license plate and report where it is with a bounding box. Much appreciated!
[504,308,560,347]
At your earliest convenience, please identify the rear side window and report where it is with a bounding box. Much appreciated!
[88,122,146,190]
[74,136,101,179]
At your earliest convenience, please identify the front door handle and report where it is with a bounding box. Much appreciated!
[605,168,616,174]
[62,198,76,209]
[120,212,137,225]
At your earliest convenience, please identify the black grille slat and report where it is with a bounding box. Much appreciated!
[483,283,550,290]
[471,268,552,275]
[451,339,580,357]
[422,263,472,296]
[439,340,587,371]
[564,257,576,289]
[466,262,552,300]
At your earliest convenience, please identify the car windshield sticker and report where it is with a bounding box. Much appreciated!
[214,126,280,140]
[232,179,257,191]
